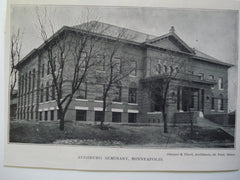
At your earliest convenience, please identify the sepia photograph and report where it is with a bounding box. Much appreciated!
[9,4,237,149]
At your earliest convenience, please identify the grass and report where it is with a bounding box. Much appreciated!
[9,121,234,148]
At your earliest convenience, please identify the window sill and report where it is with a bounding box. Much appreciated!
[76,98,88,102]
[94,100,103,103]
[112,101,123,104]
[218,110,224,112]
[129,75,137,78]
[128,103,138,106]
[210,109,215,111]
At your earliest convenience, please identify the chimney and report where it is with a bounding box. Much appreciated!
[169,26,175,33]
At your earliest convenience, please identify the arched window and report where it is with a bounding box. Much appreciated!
[156,64,161,74]
[218,77,223,90]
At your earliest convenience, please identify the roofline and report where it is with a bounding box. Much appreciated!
[15,24,234,70]
[193,55,234,68]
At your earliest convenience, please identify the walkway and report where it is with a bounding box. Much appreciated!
[197,117,235,137]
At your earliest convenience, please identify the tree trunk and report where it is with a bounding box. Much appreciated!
[59,110,65,131]
[100,97,107,129]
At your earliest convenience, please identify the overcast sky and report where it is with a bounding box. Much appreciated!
[10,5,238,111]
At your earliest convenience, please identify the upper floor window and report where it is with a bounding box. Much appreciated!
[32,69,35,90]
[130,61,137,76]
[47,61,50,75]
[114,57,121,73]
[128,82,137,103]
[112,85,122,102]
[95,84,104,100]
[156,64,161,74]
[28,71,31,92]
[80,52,87,70]
[40,84,44,103]
[46,82,49,102]
[164,65,168,74]
[96,55,105,71]
[208,75,214,80]
[198,73,204,80]
[41,64,44,77]
[219,77,223,90]
[51,83,55,100]
[77,83,87,99]
[25,73,28,93]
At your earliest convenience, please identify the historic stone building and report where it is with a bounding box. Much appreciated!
[15,21,233,125]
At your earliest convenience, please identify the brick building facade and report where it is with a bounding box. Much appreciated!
[15,21,233,125]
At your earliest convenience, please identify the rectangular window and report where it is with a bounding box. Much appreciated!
[211,97,215,110]
[39,112,42,121]
[77,83,87,99]
[130,61,137,76]
[40,88,44,103]
[46,85,49,102]
[198,73,204,80]
[45,111,48,121]
[220,98,224,110]
[42,64,44,77]
[128,88,137,103]
[114,57,121,73]
[112,112,121,122]
[95,111,104,122]
[76,110,86,121]
[219,77,223,89]
[128,113,137,123]
[50,110,54,121]
[112,86,121,102]
[95,85,104,100]
[96,56,105,71]
[52,85,55,100]
[47,61,50,75]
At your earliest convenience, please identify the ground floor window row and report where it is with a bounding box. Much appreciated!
[36,110,137,123]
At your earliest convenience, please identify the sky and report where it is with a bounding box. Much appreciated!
[10,5,238,111]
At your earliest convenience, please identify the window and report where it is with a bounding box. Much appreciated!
[170,66,174,74]
[164,65,168,73]
[40,84,44,103]
[96,56,105,71]
[51,83,55,100]
[46,82,49,102]
[32,69,35,90]
[219,77,223,89]
[129,88,137,103]
[47,61,50,75]
[209,75,214,80]
[39,112,42,121]
[112,86,121,102]
[130,61,137,76]
[29,71,31,92]
[112,112,121,122]
[128,113,137,123]
[114,57,121,73]
[45,111,48,121]
[218,94,224,111]
[80,52,87,70]
[77,83,87,99]
[156,64,161,74]
[76,110,86,121]
[198,73,204,80]
[95,85,104,100]
[211,97,215,110]
[41,64,44,77]
[50,110,54,121]
[95,111,104,122]
[25,74,28,93]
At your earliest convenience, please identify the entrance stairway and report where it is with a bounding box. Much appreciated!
[197,117,235,137]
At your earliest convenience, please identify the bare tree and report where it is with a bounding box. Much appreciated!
[142,52,185,133]
[94,29,136,128]
[35,8,104,130]
[10,29,23,97]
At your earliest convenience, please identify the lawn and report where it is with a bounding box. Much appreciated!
[9,121,234,148]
